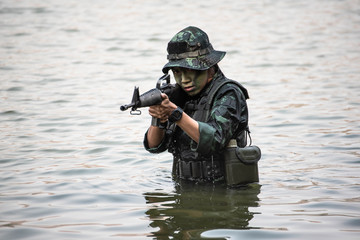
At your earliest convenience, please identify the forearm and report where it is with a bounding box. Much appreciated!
[147,92,200,144]
[175,112,200,143]
[147,125,165,148]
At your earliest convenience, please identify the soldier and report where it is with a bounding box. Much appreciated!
[143,26,251,183]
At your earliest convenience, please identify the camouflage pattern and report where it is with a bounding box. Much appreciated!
[144,68,249,165]
[162,26,226,73]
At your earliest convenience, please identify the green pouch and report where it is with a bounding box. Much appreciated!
[223,145,261,186]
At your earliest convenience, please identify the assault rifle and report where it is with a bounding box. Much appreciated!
[121,74,186,127]
[120,74,175,115]
[120,74,176,115]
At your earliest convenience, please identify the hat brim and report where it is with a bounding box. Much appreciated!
[162,50,226,73]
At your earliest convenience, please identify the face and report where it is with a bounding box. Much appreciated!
[171,67,210,96]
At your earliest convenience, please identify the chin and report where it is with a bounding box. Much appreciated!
[187,92,198,97]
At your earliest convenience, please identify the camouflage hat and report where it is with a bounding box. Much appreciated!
[162,26,226,73]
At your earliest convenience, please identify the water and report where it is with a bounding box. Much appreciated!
[1,0,359,239]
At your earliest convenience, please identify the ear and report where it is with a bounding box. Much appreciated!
[207,67,215,82]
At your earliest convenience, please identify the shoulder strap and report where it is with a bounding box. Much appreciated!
[203,79,249,121]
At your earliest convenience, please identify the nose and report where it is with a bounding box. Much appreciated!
[181,72,191,84]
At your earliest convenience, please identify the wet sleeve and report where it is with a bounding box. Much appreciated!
[143,129,170,154]
[196,86,248,156]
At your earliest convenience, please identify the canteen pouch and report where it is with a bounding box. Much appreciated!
[223,145,261,186]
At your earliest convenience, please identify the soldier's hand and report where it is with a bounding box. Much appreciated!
[149,93,177,122]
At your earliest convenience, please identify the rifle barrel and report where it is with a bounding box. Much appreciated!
[120,104,133,111]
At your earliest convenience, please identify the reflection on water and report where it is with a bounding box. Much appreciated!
[144,183,261,239]
[1,0,360,239]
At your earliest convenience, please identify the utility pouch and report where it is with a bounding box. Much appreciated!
[223,140,261,186]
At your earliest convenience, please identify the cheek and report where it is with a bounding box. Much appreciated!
[194,72,208,88]
[174,75,181,84]
[194,79,202,88]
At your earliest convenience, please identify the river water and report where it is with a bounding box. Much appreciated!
[1,0,359,239]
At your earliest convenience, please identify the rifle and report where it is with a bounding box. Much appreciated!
[120,74,175,115]
[120,74,183,127]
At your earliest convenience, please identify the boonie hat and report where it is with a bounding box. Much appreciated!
[162,26,226,73]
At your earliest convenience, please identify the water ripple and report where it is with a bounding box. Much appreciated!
[0,0,359,239]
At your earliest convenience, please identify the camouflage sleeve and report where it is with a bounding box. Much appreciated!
[143,129,170,154]
[196,84,248,155]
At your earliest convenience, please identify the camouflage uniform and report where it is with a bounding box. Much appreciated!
[143,26,249,182]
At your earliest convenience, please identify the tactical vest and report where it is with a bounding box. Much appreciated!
[182,74,249,147]
[170,73,251,182]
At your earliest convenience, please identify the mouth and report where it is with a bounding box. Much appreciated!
[183,86,194,92]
